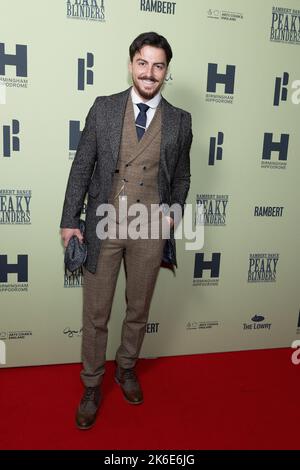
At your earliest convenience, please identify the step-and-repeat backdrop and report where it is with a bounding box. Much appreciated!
[1,0,300,367]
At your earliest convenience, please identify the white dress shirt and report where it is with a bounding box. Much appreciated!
[131,87,162,129]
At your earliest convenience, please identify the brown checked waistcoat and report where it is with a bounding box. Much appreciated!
[107,96,162,226]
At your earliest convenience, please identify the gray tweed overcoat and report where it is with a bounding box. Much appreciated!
[60,87,193,273]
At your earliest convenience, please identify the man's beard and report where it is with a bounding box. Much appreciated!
[132,76,163,100]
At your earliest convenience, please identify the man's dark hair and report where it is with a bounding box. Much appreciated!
[129,32,173,65]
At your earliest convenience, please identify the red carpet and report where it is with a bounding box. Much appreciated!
[0,348,299,450]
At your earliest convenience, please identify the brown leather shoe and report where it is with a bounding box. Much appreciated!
[115,366,143,405]
[75,386,102,430]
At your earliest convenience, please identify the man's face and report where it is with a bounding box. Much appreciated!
[129,45,168,101]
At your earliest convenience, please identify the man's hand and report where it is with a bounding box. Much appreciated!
[61,228,83,248]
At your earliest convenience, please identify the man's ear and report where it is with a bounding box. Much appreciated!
[128,61,133,74]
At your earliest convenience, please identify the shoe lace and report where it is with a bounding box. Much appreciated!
[83,387,98,402]
[122,368,137,382]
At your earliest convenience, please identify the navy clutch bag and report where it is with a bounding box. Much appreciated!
[64,219,87,273]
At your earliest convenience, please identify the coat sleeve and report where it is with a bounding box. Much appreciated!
[60,98,98,229]
[170,111,193,220]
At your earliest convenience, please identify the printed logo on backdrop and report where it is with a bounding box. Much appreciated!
[207,9,243,22]
[77,53,94,91]
[1,119,20,157]
[140,0,176,15]
[208,131,224,165]
[206,63,235,104]
[62,322,159,337]
[64,266,83,288]
[248,254,279,283]
[63,327,82,338]
[270,6,300,45]
[0,255,28,292]
[243,314,272,331]
[196,194,229,226]
[261,132,289,170]
[273,72,300,105]
[193,252,221,287]
[69,120,82,159]
[0,43,28,92]
[164,72,173,86]
[186,320,220,331]
[0,330,32,340]
[146,322,159,334]
[254,205,284,217]
[66,0,105,22]
[0,190,31,224]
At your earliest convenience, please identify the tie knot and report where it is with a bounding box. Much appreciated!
[137,103,150,113]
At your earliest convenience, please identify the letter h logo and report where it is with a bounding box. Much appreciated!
[0,255,28,282]
[0,43,27,77]
[262,133,289,161]
[207,63,235,94]
[194,253,221,279]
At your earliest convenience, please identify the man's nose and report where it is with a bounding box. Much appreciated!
[144,64,152,75]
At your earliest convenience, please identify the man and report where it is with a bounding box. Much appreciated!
[60,32,193,430]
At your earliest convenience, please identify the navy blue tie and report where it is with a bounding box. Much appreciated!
[135,103,150,141]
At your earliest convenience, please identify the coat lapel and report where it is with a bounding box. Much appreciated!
[106,87,131,166]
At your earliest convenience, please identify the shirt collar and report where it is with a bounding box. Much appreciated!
[131,86,161,109]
